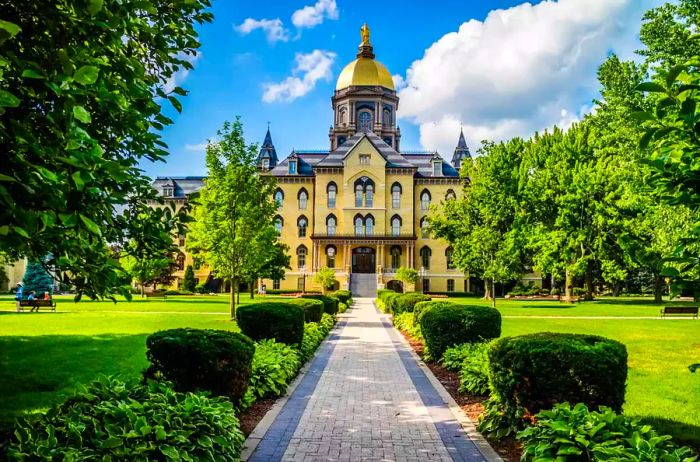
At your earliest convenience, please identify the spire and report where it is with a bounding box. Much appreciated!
[257,125,278,170]
[357,22,375,59]
[451,128,471,170]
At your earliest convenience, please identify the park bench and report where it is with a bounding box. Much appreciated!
[145,292,167,300]
[18,299,56,312]
[660,306,698,319]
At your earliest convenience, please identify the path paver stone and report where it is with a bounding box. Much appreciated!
[247,298,494,462]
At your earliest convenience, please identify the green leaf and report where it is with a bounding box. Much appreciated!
[100,437,123,449]
[87,0,103,15]
[630,112,655,122]
[168,96,182,113]
[636,81,667,93]
[13,226,30,238]
[74,65,100,85]
[73,105,92,124]
[0,89,20,108]
[72,172,85,190]
[665,65,686,87]
[155,425,167,440]
[0,20,20,37]
[21,69,44,79]
[79,214,102,235]
[59,213,78,227]
[0,173,16,182]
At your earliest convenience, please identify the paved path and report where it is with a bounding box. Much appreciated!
[246,298,495,462]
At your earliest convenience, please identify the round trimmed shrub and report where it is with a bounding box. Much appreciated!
[420,304,501,361]
[413,300,450,325]
[145,328,254,402]
[488,333,628,416]
[236,302,305,345]
[301,294,338,315]
[286,298,324,322]
[8,378,245,461]
[393,293,431,314]
[384,292,402,313]
[331,289,352,304]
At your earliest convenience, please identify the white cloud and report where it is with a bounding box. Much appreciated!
[397,0,664,156]
[292,0,338,29]
[263,49,337,103]
[236,18,289,43]
[163,52,201,94]
[184,142,208,152]
[392,74,406,91]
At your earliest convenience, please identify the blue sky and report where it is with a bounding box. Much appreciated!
[146,0,662,178]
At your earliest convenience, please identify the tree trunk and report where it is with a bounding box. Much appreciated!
[230,277,236,321]
[653,274,663,303]
[612,281,621,297]
[491,278,496,308]
[250,280,255,299]
[140,284,145,298]
[564,269,573,303]
[484,279,492,300]
[584,266,594,301]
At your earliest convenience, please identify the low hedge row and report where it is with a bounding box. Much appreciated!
[285,298,324,323]
[329,289,352,305]
[301,294,339,315]
[393,293,431,314]
[236,302,305,345]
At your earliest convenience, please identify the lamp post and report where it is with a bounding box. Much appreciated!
[418,266,426,293]
[301,267,307,294]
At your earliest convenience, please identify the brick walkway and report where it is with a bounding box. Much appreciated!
[246,298,495,462]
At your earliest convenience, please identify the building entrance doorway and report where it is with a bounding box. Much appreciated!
[352,247,376,273]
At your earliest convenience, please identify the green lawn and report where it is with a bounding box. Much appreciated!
[0,294,280,430]
[0,294,698,449]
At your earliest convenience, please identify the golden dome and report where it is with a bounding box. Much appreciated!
[335,23,395,91]
[336,58,395,90]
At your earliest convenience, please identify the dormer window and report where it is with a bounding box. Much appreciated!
[262,158,270,169]
[432,160,442,176]
[162,186,173,197]
[359,154,370,165]
[288,160,297,175]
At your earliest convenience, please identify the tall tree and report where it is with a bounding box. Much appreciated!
[182,265,197,293]
[186,119,278,319]
[22,260,54,296]
[0,0,211,300]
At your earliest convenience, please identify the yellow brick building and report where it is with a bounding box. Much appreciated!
[152,25,474,296]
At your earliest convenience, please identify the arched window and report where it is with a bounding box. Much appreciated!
[445,189,456,201]
[274,215,283,233]
[354,215,364,236]
[326,245,336,268]
[297,216,308,238]
[391,215,402,236]
[383,108,391,127]
[390,246,401,269]
[176,253,185,271]
[365,215,374,236]
[326,214,337,236]
[274,189,284,207]
[420,190,431,210]
[420,217,430,238]
[391,183,402,209]
[365,184,374,207]
[339,107,347,125]
[358,110,372,132]
[355,183,363,207]
[297,245,307,269]
[298,188,308,210]
[327,182,337,208]
[420,246,432,269]
[446,246,455,269]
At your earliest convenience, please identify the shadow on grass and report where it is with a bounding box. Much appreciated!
[638,416,700,450]
[593,298,698,306]
[0,312,68,316]
[0,334,149,435]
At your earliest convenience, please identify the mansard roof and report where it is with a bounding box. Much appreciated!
[152,176,205,198]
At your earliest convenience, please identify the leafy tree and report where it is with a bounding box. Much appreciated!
[0,0,211,300]
[22,260,54,296]
[182,265,197,293]
[121,254,174,297]
[430,140,525,307]
[395,267,417,292]
[186,119,278,319]
[313,267,337,294]
[248,242,291,298]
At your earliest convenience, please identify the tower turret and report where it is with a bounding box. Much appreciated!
[451,128,471,170]
[257,125,278,170]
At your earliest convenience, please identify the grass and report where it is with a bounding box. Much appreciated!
[0,294,282,429]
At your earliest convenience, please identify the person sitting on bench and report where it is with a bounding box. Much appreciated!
[26,291,39,312]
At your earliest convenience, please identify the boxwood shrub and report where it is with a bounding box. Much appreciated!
[393,293,431,314]
[285,298,324,322]
[420,304,501,361]
[145,328,254,402]
[7,378,245,461]
[413,300,450,326]
[488,333,628,417]
[301,294,338,315]
[383,292,402,313]
[236,302,305,345]
[330,289,352,304]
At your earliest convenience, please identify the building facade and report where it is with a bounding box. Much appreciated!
[152,25,475,294]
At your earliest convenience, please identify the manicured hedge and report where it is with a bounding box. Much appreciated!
[236,302,305,345]
[285,298,324,322]
[7,378,245,461]
[301,294,338,315]
[426,291,475,297]
[145,328,254,402]
[330,289,352,304]
[393,293,431,314]
[488,333,628,416]
[413,300,450,325]
[384,292,402,313]
[420,304,501,361]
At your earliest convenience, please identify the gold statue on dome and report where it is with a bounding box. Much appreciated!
[360,23,370,45]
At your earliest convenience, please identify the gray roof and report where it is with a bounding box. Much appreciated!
[316,131,415,168]
[152,177,205,198]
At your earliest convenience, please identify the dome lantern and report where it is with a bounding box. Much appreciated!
[335,23,394,91]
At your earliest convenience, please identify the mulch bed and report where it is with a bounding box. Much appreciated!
[239,398,277,436]
[402,332,522,461]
